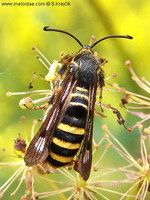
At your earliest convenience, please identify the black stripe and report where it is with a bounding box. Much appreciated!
[51,142,79,157]
[65,105,88,119]
[46,155,69,167]
[54,129,84,143]
[71,96,88,106]
[62,116,86,128]
[76,82,89,89]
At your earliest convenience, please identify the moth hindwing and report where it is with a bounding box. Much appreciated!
[24,27,133,181]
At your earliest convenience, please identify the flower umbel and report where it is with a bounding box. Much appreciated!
[120,61,149,130]
[101,124,150,200]
[0,119,39,199]
[102,60,150,131]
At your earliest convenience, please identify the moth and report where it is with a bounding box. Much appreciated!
[24,27,132,180]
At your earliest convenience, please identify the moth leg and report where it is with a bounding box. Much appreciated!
[20,56,74,111]
[111,106,126,128]
[98,68,105,112]
[28,72,45,90]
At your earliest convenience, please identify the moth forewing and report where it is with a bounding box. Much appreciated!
[74,84,97,180]
[24,73,76,166]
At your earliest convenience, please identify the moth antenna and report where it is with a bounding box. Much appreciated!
[43,26,83,47]
[91,35,133,48]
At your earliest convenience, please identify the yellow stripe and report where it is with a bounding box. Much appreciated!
[80,48,92,53]
[58,123,85,135]
[71,93,89,101]
[76,86,88,93]
[70,102,88,110]
[50,152,73,163]
[53,137,81,149]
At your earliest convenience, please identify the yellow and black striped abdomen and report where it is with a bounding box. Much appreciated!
[46,86,89,167]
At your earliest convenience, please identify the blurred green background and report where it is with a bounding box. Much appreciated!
[0,0,150,199]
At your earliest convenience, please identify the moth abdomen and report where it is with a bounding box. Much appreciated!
[47,85,89,167]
